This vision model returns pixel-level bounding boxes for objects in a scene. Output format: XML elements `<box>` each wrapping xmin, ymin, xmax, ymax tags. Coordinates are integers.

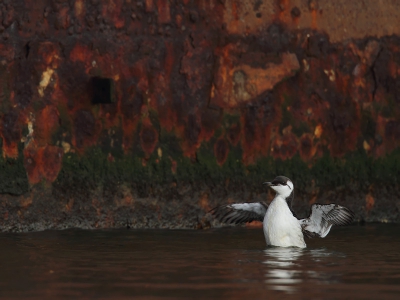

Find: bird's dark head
<box><xmin>263</xmin><ymin>176</ymin><xmax>294</xmax><ymax>198</ymax></box>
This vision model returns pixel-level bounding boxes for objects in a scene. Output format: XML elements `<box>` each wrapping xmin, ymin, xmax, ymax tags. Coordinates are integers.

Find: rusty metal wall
<box><xmin>0</xmin><ymin>0</ymin><xmax>399</xmax><ymax>231</ymax></box>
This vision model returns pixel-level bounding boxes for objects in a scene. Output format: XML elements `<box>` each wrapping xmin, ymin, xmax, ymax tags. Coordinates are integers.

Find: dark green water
<box><xmin>0</xmin><ymin>224</ymin><xmax>399</xmax><ymax>299</ymax></box>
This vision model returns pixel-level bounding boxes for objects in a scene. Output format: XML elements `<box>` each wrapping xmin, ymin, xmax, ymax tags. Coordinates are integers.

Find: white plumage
<box><xmin>264</xmin><ymin>195</ymin><xmax>306</xmax><ymax>248</ymax></box>
<box><xmin>211</xmin><ymin>176</ymin><xmax>354</xmax><ymax>248</ymax></box>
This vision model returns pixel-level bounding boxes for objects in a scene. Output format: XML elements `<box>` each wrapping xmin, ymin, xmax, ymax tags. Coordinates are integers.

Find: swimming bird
<box><xmin>210</xmin><ymin>176</ymin><xmax>354</xmax><ymax>248</ymax></box>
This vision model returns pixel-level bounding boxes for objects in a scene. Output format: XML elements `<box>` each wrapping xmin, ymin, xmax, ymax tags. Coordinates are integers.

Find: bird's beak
<box><xmin>263</xmin><ymin>181</ymin><xmax>273</xmax><ymax>187</ymax></box>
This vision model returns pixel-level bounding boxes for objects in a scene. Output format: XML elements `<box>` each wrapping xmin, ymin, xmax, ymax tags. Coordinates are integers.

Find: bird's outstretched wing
<box><xmin>299</xmin><ymin>203</ymin><xmax>354</xmax><ymax>238</ymax></box>
<box><xmin>210</xmin><ymin>202</ymin><xmax>268</xmax><ymax>225</ymax></box>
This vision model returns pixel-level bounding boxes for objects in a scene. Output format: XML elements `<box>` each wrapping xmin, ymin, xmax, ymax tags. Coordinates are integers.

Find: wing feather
<box><xmin>299</xmin><ymin>203</ymin><xmax>354</xmax><ymax>238</ymax></box>
<box><xmin>210</xmin><ymin>202</ymin><xmax>268</xmax><ymax>225</ymax></box>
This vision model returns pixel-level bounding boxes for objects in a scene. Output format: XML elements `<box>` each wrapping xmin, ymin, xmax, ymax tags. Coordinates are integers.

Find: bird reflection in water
<box><xmin>263</xmin><ymin>247</ymin><xmax>304</xmax><ymax>293</ymax></box>
<box><xmin>263</xmin><ymin>247</ymin><xmax>339</xmax><ymax>294</ymax></box>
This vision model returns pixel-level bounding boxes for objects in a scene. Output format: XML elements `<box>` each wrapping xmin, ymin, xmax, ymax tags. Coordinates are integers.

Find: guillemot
<box><xmin>211</xmin><ymin>176</ymin><xmax>354</xmax><ymax>248</ymax></box>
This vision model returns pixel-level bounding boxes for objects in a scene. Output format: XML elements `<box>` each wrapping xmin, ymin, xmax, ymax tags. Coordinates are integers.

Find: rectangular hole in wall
<box><xmin>90</xmin><ymin>77</ymin><xmax>114</xmax><ymax>104</ymax></box>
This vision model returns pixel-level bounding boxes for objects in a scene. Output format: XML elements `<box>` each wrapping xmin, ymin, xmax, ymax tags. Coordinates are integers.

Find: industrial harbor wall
<box><xmin>0</xmin><ymin>0</ymin><xmax>399</xmax><ymax>231</ymax></box>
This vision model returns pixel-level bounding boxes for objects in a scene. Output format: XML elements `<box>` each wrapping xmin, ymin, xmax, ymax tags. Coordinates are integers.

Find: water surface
<box><xmin>0</xmin><ymin>224</ymin><xmax>399</xmax><ymax>299</ymax></box>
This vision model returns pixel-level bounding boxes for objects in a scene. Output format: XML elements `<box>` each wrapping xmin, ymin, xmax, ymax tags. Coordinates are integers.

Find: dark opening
<box><xmin>24</xmin><ymin>42</ymin><xmax>31</xmax><ymax>59</ymax></box>
<box><xmin>90</xmin><ymin>77</ymin><xmax>114</xmax><ymax>104</ymax></box>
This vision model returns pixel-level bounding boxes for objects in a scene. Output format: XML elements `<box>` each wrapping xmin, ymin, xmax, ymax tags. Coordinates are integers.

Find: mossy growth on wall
<box><xmin>0</xmin><ymin>142</ymin><xmax>29</xmax><ymax>195</ymax></box>
<box><xmin>53</xmin><ymin>137</ymin><xmax>400</xmax><ymax>198</ymax></box>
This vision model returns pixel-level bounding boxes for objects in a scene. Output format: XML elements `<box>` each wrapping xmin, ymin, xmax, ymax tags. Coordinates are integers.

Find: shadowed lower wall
<box><xmin>0</xmin><ymin>0</ymin><xmax>399</xmax><ymax>231</ymax></box>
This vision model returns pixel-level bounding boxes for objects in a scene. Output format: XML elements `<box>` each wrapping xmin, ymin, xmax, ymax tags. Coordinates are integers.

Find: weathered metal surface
<box><xmin>0</xmin><ymin>0</ymin><xmax>399</xmax><ymax>231</ymax></box>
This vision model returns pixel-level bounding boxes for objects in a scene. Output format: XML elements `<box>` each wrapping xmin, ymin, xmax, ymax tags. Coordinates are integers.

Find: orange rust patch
<box><xmin>56</xmin><ymin>6</ymin><xmax>71</xmax><ymax>30</ymax></box>
<box><xmin>1</xmin><ymin>110</ymin><xmax>21</xmax><ymax>159</ymax></box>
<box><xmin>145</xmin><ymin>0</ymin><xmax>155</xmax><ymax>12</ymax></box>
<box><xmin>122</xmin><ymin>118</ymin><xmax>140</xmax><ymax>153</ymax></box>
<box><xmin>1</xmin><ymin>141</ymin><xmax>19</xmax><ymax>159</ymax></box>
<box><xmin>199</xmin><ymin>193</ymin><xmax>210</xmax><ymax>211</ymax></box>
<box><xmin>175</xmin><ymin>14</ymin><xmax>182</xmax><ymax>28</ymax></box>
<box><xmin>23</xmin><ymin>146</ymin><xmax>42</xmax><ymax>185</ymax></box>
<box><xmin>41</xmin><ymin>146</ymin><xmax>64</xmax><ymax>182</ymax></box>
<box><xmin>310</xmin><ymin>6</ymin><xmax>318</xmax><ymax>29</ymax></box>
<box><xmin>69</xmin><ymin>43</ymin><xmax>91</xmax><ymax>64</ymax></box>
<box><xmin>139</xmin><ymin>118</ymin><xmax>159</xmax><ymax>157</ymax></box>
<box><xmin>100</xmin><ymin>0</ymin><xmax>124</xmax><ymax>28</ymax></box>
<box><xmin>365</xmin><ymin>193</ymin><xmax>375</xmax><ymax>212</ymax></box>
<box><xmin>314</xmin><ymin>124</ymin><xmax>323</xmax><ymax>138</ymax></box>
<box><xmin>35</xmin><ymin>105</ymin><xmax>60</xmax><ymax>146</ymax></box>
<box><xmin>74</xmin><ymin>0</ymin><xmax>85</xmax><ymax>19</ymax></box>
<box><xmin>157</xmin><ymin>0</ymin><xmax>171</xmax><ymax>24</ymax></box>
<box><xmin>23</xmin><ymin>145</ymin><xmax>64</xmax><ymax>185</ymax></box>
<box><xmin>37</xmin><ymin>42</ymin><xmax>61</xmax><ymax>68</ymax></box>
<box><xmin>211</xmin><ymin>50</ymin><xmax>300</xmax><ymax>108</ymax></box>
<box><xmin>19</xmin><ymin>196</ymin><xmax>33</xmax><ymax>209</ymax></box>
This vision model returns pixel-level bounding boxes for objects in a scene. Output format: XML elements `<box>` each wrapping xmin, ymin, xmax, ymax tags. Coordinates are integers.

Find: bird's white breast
<box><xmin>263</xmin><ymin>196</ymin><xmax>306</xmax><ymax>248</ymax></box>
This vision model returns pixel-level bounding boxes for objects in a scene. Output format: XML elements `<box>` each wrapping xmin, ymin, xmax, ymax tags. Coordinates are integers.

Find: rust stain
<box><xmin>35</xmin><ymin>105</ymin><xmax>60</xmax><ymax>146</ymax></box>
<box><xmin>145</xmin><ymin>0</ymin><xmax>155</xmax><ymax>12</ymax></box>
<box><xmin>157</xmin><ymin>0</ymin><xmax>171</xmax><ymax>24</ymax></box>
<box><xmin>139</xmin><ymin>118</ymin><xmax>159</xmax><ymax>157</ymax></box>
<box><xmin>366</xmin><ymin>193</ymin><xmax>375</xmax><ymax>212</ymax></box>
<box><xmin>74</xmin><ymin>0</ymin><xmax>85</xmax><ymax>22</ymax></box>
<box><xmin>199</xmin><ymin>192</ymin><xmax>210</xmax><ymax>211</ymax></box>
<box><xmin>0</xmin><ymin>0</ymin><xmax>397</xmax><ymax>195</ymax></box>
<box><xmin>56</xmin><ymin>6</ymin><xmax>71</xmax><ymax>30</ymax></box>
<box><xmin>23</xmin><ymin>146</ymin><xmax>41</xmax><ymax>185</ymax></box>
<box><xmin>310</xmin><ymin>6</ymin><xmax>318</xmax><ymax>30</ymax></box>
<box><xmin>19</xmin><ymin>196</ymin><xmax>33</xmax><ymax>209</ymax></box>
<box><xmin>211</xmin><ymin>50</ymin><xmax>300</xmax><ymax>108</ymax></box>
<box><xmin>41</xmin><ymin>146</ymin><xmax>64</xmax><ymax>183</ymax></box>
<box><xmin>1</xmin><ymin>110</ymin><xmax>21</xmax><ymax>158</ymax></box>
<box><xmin>23</xmin><ymin>145</ymin><xmax>64</xmax><ymax>184</ymax></box>
<box><xmin>222</xmin><ymin>0</ymin><xmax>400</xmax><ymax>43</ymax></box>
